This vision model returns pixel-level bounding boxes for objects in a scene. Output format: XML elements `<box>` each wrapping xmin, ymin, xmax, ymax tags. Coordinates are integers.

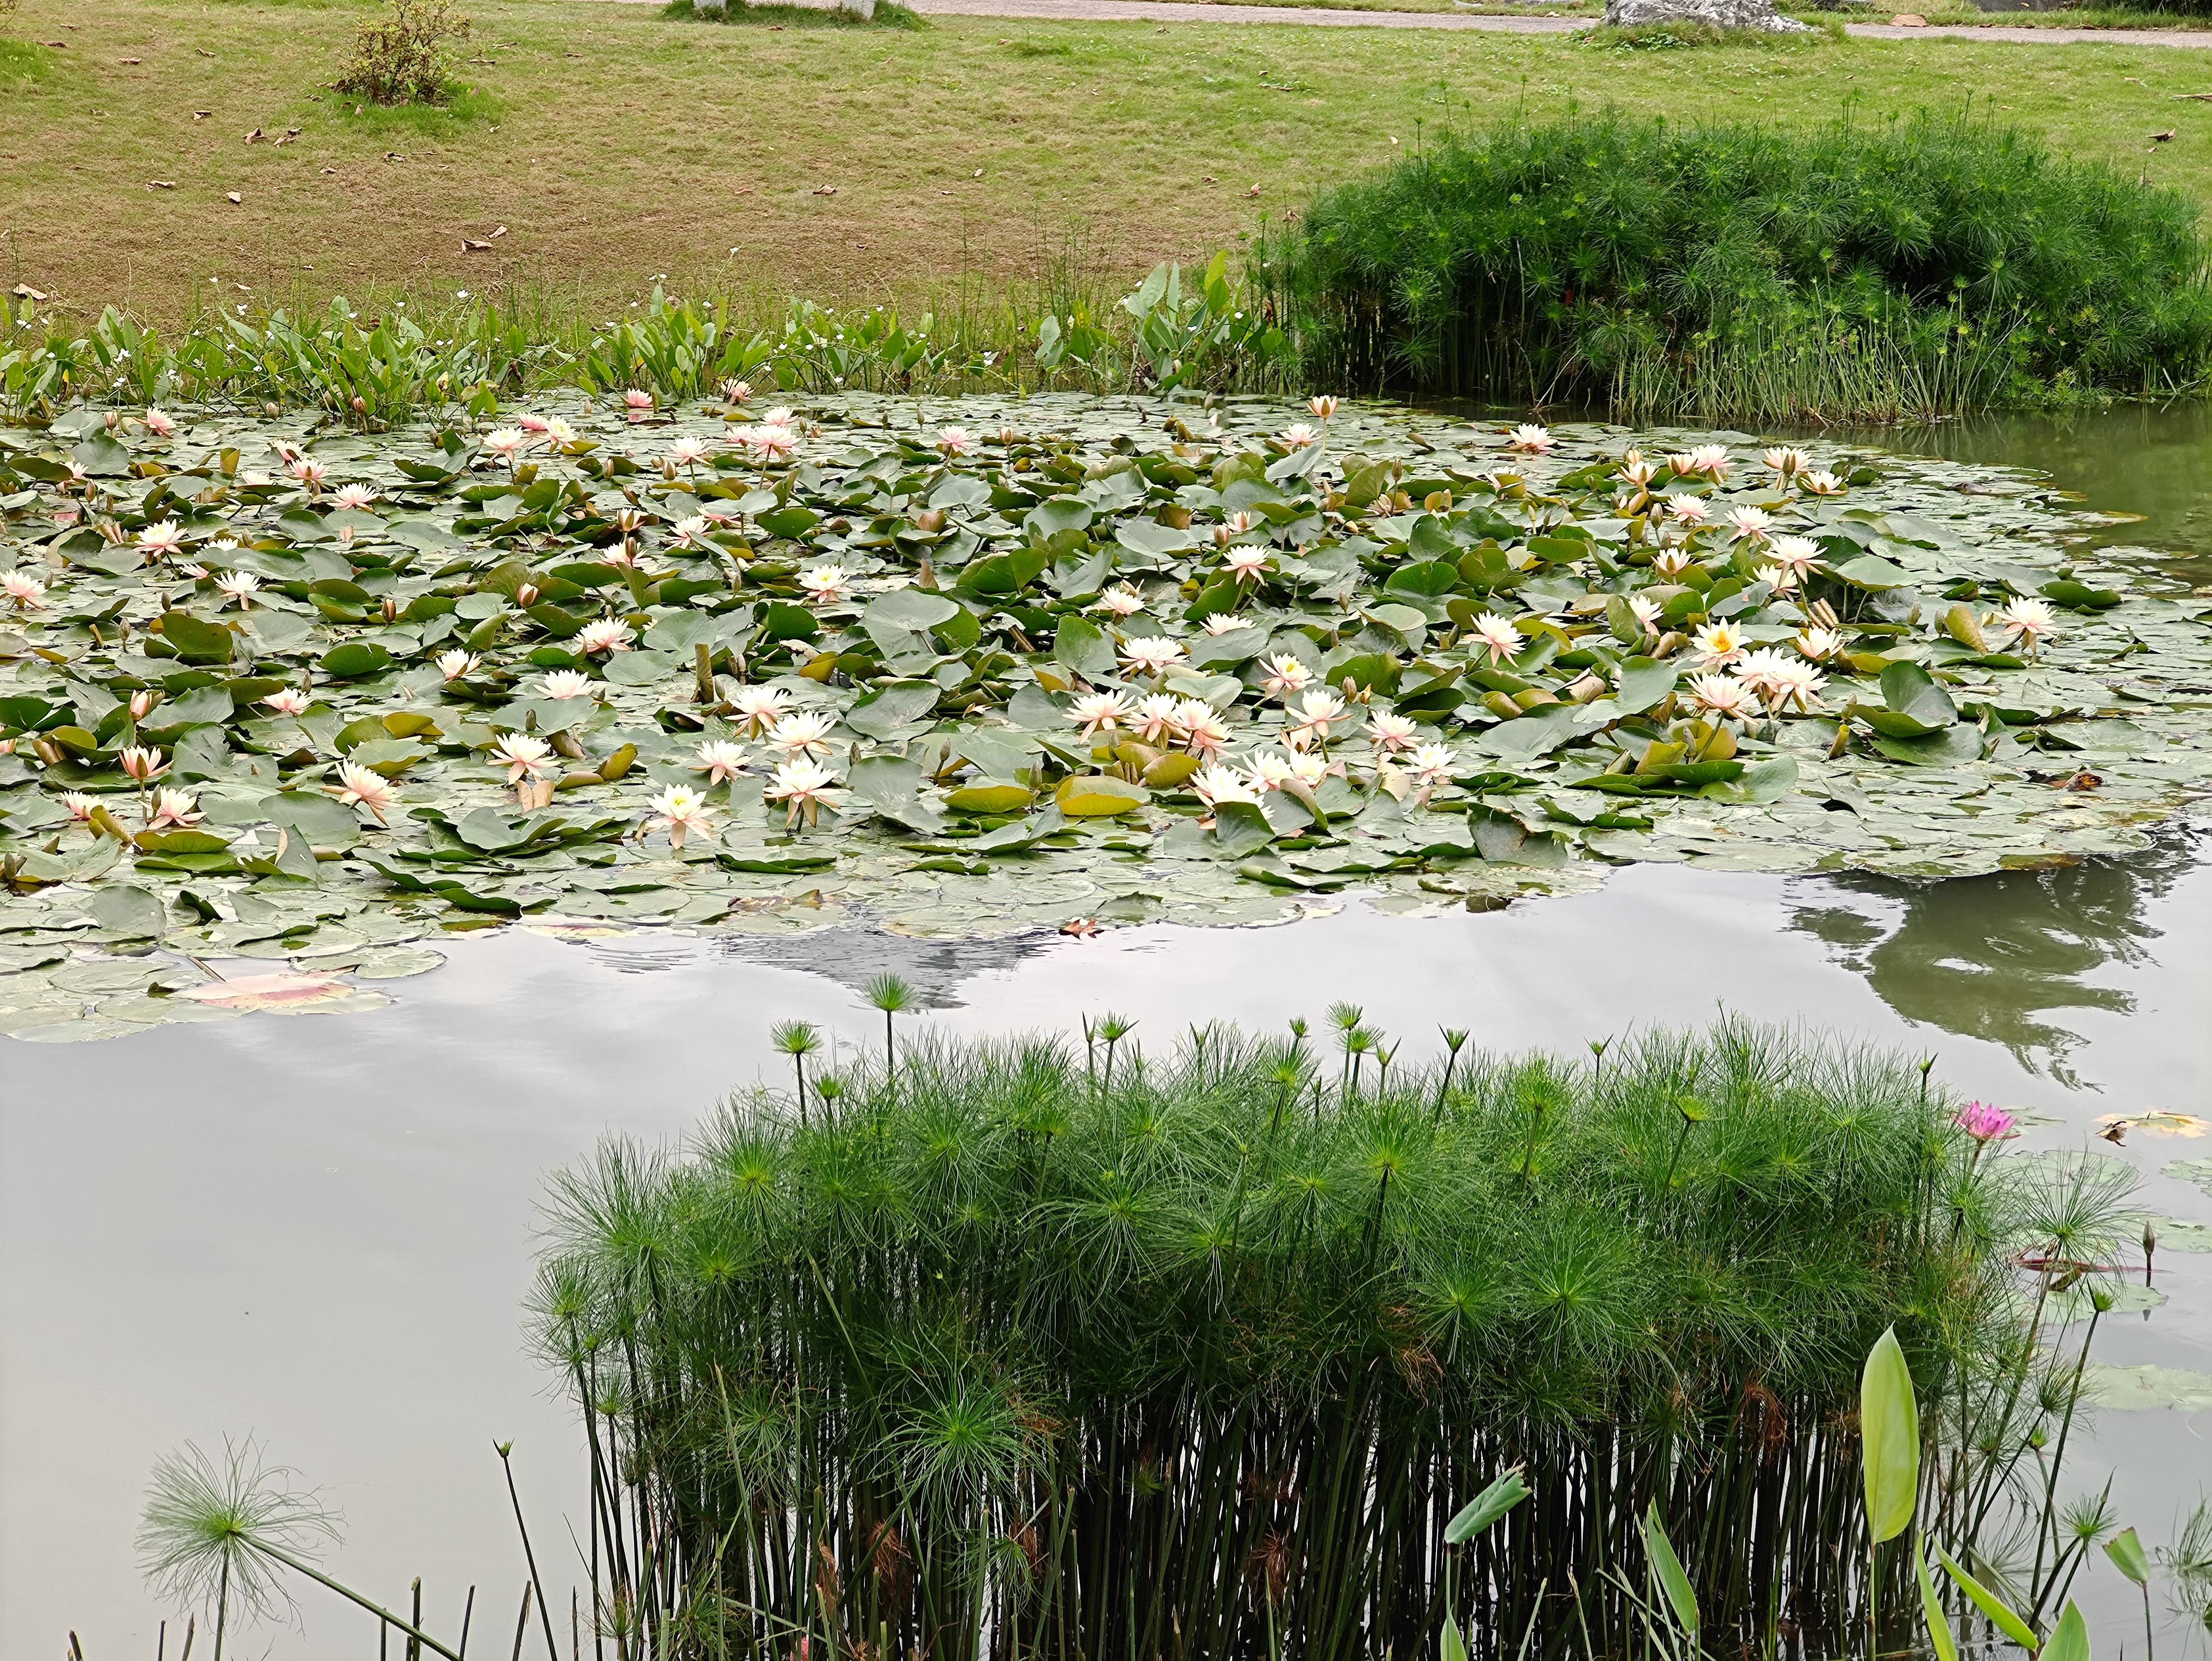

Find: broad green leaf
<box><xmin>1914</xmin><ymin>1537</ymin><xmax>1958</xmax><ymax>1661</ymax></box>
<box><xmin>1211</xmin><ymin>799</ymin><xmax>1274</xmax><ymax>858</ymax></box>
<box><xmin>844</xmin><ymin>682</ymin><xmax>939</xmax><ymax>739</ymax></box>
<box><xmin>1613</xmin><ymin>657</ymin><xmax>1678</xmax><ymax>715</ymax></box>
<box><xmin>1054</xmin><ymin>774</ymin><xmax>1147</xmax><ymax>816</ymax></box>
<box><xmin>1441</xmin><ymin>1613</ymin><xmax>1468</xmax><ymax>1661</ymax></box>
<box><xmin>90</xmin><ymin>885</ymin><xmax>169</xmax><ymax>939</ymax></box>
<box><xmin>161</xmin><ymin>613</ymin><xmax>237</xmax><ymax>664</ymax></box>
<box><xmin>321</xmin><ymin>641</ymin><xmax>394</xmax><ymax>679</ymax></box>
<box><xmin>1444</xmin><ymin>1469</ymin><xmax>1529</xmax><ymax>1544</ymax></box>
<box><xmin>1641</xmin><ymin>1503</ymin><xmax>1698</xmax><ymax>1643</ymax></box>
<box><xmin>1860</xmin><ymin>1326</ymin><xmax>1919</xmax><ymax>1544</ymax></box>
<box><xmin>2104</xmin><ymin>1527</ymin><xmax>2150</xmax><ymax>1588</ymax></box>
<box><xmin>1936</xmin><ymin>1546</ymin><xmax>2038</xmax><ymax>1651</ymax></box>
<box><xmin>2043</xmin><ymin>1602</ymin><xmax>2090</xmax><ymax>1661</ymax></box>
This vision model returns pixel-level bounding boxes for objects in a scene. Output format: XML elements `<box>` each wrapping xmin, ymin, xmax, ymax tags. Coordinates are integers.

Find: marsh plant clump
<box><xmin>0</xmin><ymin>399</ymin><xmax>2207</xmax><ymax>1042</ymax></box>
<box><xmin>1285</xmin><ymin>113</ymin><xmax>2212</xmax><ymax>421</ymax></box>
<box><xmin>332</xmin><ymin>0</ymin><xmax>472</xmax><ymax>108</ymax></box>
<box><xmin>530</xmin><ymin>1017</ymin><xmax>2137</xmax><ymax>1661</ymax></box>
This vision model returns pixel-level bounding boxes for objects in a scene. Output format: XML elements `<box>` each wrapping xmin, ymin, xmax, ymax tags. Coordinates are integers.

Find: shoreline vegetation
<box><xmin>9</xmin><ymin>112</ymin><xmax>2212</xmax><ymax>422</ymax></box>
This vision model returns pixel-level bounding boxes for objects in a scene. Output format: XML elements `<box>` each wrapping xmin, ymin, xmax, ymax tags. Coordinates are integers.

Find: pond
<box><xmin>2</xmin><ymin>403</ymin><xmax>2210</xmax><ymax>1659</ymax></box>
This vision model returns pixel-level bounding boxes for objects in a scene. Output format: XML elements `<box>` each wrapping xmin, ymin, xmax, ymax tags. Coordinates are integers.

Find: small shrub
<box><xmin>332</xmin><ymin>0</ymin><xmax>470</xmax><ymax>107</ymax></box>
<box><xmin>1280</xmin><ymin>111</ymin><xmax>2212</xmax><ymax>420</ymax></box>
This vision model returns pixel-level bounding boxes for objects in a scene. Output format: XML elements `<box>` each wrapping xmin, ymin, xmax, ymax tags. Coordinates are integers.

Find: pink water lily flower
<box><xmin>120</xmin><ymin>745</ymin><xmax>168</xmax><ymax>785</ymax></box>
<box><xmin>1470</xmin><ymin>613</ymin><xmax>1522</xmax><ymax>666</ymax></box>
<box><xmin>261</xmin><ymin>688</ymin><xmax>312</xmax><ymax>716</ymax></box>
<box><xmin>1367</xmin><ymin>711</ymin><xmax>1420</xmax><ymax>754</ymax></box>
<box><xmin>1176</xmin><ymin>700</ymin><xmax>1230</xmax><ymax>759</ymax></box>
<box><xmin>1221</xmin><ymin>545</ymin><xmax>1272</xmax><ymax>583</ymax></box>
<box><xmin>936</xmin><ymin>425</ymin><xmax>973</xmax><ymax>456</ymax></box>
<box><xmin>60</xmin><ymin>791</ymin><xmax>100</xmax><ymax>822</ymax></box>
<box><xmin>143</xmin><ymin>408</ymin><xmax>177</xmax><ymax>437</ymax></box>
<box><xmin>1954</xmin><ymin>1101</ymin><xmax>2017</xmax><ymax>1143</ymax></box>
<box><xmin>729</xmin><ymin>685</ymin><xmax>795</xmax><ymax>737</ymax></box>
<box><xmin>147</xmin><ymin>787</ymin><xmax>203</xmax><ymax>831</ymax></box>
<box><xmin>1130</xmin><ymin>693</ymin><xmax>1184</xmax><ymax>746</ymax></box>
<box><xmin>215</xmin><ymin>570</ymin><xmax>261</xmax><ymax>609</ymax></box>
<box><xmin>540</xmin><ymin>670</ymin><xmax>596</xmax><ymax>701</ymax></box>
<box><xmin>482</xmin><ymin>428</ymin><xmax>528</xmax><ymax>466</ymax></box>
<box><xmin>2</xmin><ymin>570</ymin><xmax>47</xmax><ymax>610</ymax></box>
<box><xmin>492</xmin><ymin>733</ymin><xmax>556</xmax><ymax>783</ymax></box>
<box><xmin>331</xmin><ymin>483</ymin><xmax>377</xmax><ymax>511</ymax></box>
<box><xmin>1092</xmin><ymin>583</ymin><xmax>1146</xmax><ymax>619</ymax></box>
<box><xmin>1308</xmin><ymin>395</ymin><xmax>1339</xmax><ymax>421</ymax></box>
<box><xmin>334</xmin><ymin>760</ymin><xmax>398</xmax><ymax>824</ymax></box>
<box><xmin>575</xmin><ymin>619</ymin><xmax>634</xmax><ymax>655</ymax></box>
<box><xmin>1192</xmin><ymin>763</ymin><xmax>1260</xmax><ymax>811</ymax></box>
<box><xmin>1259</xmin><ymin>653</ymin><xmax>1313</xmax><ymax>701</ymax></box>
<box><xmin>1279</xmin><ymin>422</ymin><xmax>1319</xmax><ymax>450</ymax></box>
<box><xmin>694</xmin><ymin>739</ymin><xmax>750</xmax><ymax>785</ymax></box>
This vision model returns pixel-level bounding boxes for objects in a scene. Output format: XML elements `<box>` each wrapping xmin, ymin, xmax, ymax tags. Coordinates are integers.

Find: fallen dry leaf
<box><xmin>461</xmin><ymin>237</ymin><xmax>493</xmax><ymax>252</ymax></box>
<box><xmin>118</xmin><ymin>56</ymin><xmax>141</xmax><ymax>64</ymax></box>
<box><xmin>812</xmin><ymin>184</ymin><xmax>837</xmax><ymax>196</ymax></box>
<box><xmin>320</xmin><ymin>166</ymin><xmax>337</xmax><ymax>175</ymax></box>
<box><xmin>1890</xmin><ymin>11</ymin><xmax>1926</xmax><ymax>21</ymax></box>
<box><xmin>11</xmin><ymin>284</ymin><xmax>48</xmax><ymax>301</ymax></box>
<box><xmin>1246</xmin><ymin>183</ymin><xmax>1261</xmax><ymax>197</ymax></box>
<box><xmin>197</xmin><ymin>46</ymin><xmax>216</xmax><ymax>55</ymax></box>
<box><xmin>192</xmin><ymin>110</ymin><xmax>210</xmax><ymax>121</ymax></box>
<box><xmin>2152</xmin><ymin>128</ymin><xmax>2178</xmax><ymax>142</ymax></box>
<box><xmin>225</xmin><ymin>191</ymin><xmax>241</xmax><ymax>203</ymax></box>
<box><xmin>148</xmin><ymin>179</ymin><xmax>176</xmax><ymax>189</ymax></box>
<box><xmin>243</xmin><ymin>127</ymin><xmax>263</xmax><ymax>143</ymax></box>
<box><xmin>384</xmin><ymin>151</ymin><xmax>406</xmax><ymax>162</ymax></box>
<box><xmin>1203</xmin><ymin>175</ymin><xmax>1217</xmax><ymax>184</ymax></box>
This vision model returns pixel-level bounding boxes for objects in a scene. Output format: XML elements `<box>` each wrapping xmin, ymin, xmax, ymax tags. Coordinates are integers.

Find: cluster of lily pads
<box><xmin>0</xmin><ymin>392</ymin><xmax>2208</xmax><ymax>1041</ymax></box>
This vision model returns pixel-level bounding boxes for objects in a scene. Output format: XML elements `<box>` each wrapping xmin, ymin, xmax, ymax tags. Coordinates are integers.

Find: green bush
<box><xmin>1280</xmin><ymin>112</ymin><xmax>2212</xmax><ymax>421</ymax></box>
<box><xmin>531</xmin><ymin>1019</ymin><xmax>2077</xmax><ymax>1659</ymax></box>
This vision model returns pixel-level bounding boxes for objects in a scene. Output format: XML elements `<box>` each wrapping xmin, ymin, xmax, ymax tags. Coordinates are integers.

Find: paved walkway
<box><xmin>905</xmin><ymin>0</ymin><xmax>2212</xmax><ymax>43</ymax></box>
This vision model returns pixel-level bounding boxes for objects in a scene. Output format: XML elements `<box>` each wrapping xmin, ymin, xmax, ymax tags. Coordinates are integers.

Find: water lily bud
<box><xmin>914</xmin><ymin>509</ymin><xmax>946</xmax><ymax>535</ymax></box>
<box><xmin>352</xmin><ymin>395</ymin><xmax>366</xmax><ymax>414</ymax></box>
<box><xmin>516</xmin><ymin>584</ymin><xmax>539</xmax><ymax>607</ymax></box>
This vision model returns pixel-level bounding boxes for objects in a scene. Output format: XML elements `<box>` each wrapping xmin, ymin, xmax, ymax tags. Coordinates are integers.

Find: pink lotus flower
<box><xmin>1954</xmin><ymin>1101</ymin><xmax>2017</xmax><ymax>1143</ymax></box>
<box><xmin>334</xmin><ymin>759</ymin><xmax>398</xmax><ymax>823</ymax></box>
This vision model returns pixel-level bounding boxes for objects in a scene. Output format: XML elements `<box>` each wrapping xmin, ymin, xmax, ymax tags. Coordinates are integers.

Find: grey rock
<box><xmin>1603</xmin><ymin>0</ymin><xmax>1816</xmax><ymax>30</ymax></box>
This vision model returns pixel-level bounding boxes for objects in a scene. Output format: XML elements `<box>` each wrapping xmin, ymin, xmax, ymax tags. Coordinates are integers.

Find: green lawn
<box><xmin>7</xmin><ymin>0</ymin><xmax>2212</xmax><ymax>325</ymax></box>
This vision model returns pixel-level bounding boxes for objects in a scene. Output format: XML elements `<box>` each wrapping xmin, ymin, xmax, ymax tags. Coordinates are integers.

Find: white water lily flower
<box><xmin>1405</xmin><ymin>742</ymin><xmax>1455</xmax><ymax>790</ymax></box>
<box><xmin>262</xmin><ymin>687</ymin><xmax>311</xmax><ymax>715</ymax></box>
<box><xmin>1759</xmin><ymin>655</ymin><xmax>1826</xmax><ymax>712</ymax></box>
<box><xmin>764</xmin><ymin>756</ymin><xmax>846</xmax><ymax>828</ymax></box>
<box><xmin>1796</xmin><ymin>625</ymin><xmax>1848</xmax><ymax>662</ymax></box>
<box><xmin>1692</xmin><ymin>620</ymin><xmax>1747</xmax><ymax>667</ymax></box>
<box><xmin>540</xmin><ymin>670</ymin><xmax>596</xmax><ymax>700</ymax></box>
<box><xmin>1758</xmin><ymin>563</ymin><xmax>1802</xmax><ymax>596</ymax></box>
<box><xmin>1288</xmin><ymin>688</ymin><xmax>1347</xmax><ymax>743</ymax></box>
<box><xmin>214</xmin><ymin>570</ymin><xmax>261</xmax><ymax>608</ymax></box>
<box><xmin>1469</xmin><ymin>612</ymin><xmax>1522</xmax><ymax>666</ymax></box>
<box><xmin>1763</xmin><ymin>446</ymin><xmax>1810</xmax><ymax>478</ymax></box>
<box><xmin>136</xmin><ymin>520</ymin><xmax>187</xmax><ymax>556</ymax></box>
<box><xmin>1766</xmin><ymin>534</ymin><xmax>1822</xmax><ymax>580</ymax></box>
<box><xmin>1244</xmin><ymin>749</ymin><xmax>1298</xmax><ymax>792</ymax></box>
<box><xmin>1688</xmin><ymin>672</ymin><xmax>1762</xmax><ymax>721</ymax></box>
<box><xmin>1724</xmin><ymin>505</ymin><xmax>1773</xmax><ymax>541</ymax></box>
<box><xmin>647</xmin><ymin>784</ymin><xmax>718</xmax><ymax>850</ymax></box>
<box><xmin>436</xmin><ymin>650</ymin><xmax>480</xmax><ymax>683</ymax></box>
<box><xmin>331</xmin><ymin>483</ymin><xmax>376</xmax><ymax>511</ymax></box>
<box><xmin>1192</xmin><ymin>763</ymin><xmax>1260</xmax><ymax>810</ymax></box>
<box><xmin>1650</xmin><ymin>548</ymin><xmax>1695</xmax><ymax>579</ymax></box>
<box><xmin>1068</xmin><ymin>690</ymin><xmax>1134</xmax><ymax>740</ymax></box>
<box><xmin>1176</xmin><ymin>700</ymin><xmax>1230</xmax><ymax>759</ymax></box>
<box><xmin>1201</xmin><ymin>612</ymin><xmax>1254</xmax><ymax>636</ymax></box>
<box><xmin>798</xmin><ymin>565</ymin><xmax>855</xmax><ymax>605</ymax></box>
<box><xmin>1259</xmin><ymin>654</ymin><xmax>1312</xmax><ymax>701</ymax></box>
<box><xmin>729</xmin><ymin>685</ymin><xmax>795</xmax><ymax>737</ymax></box>
<box><xmin>483</xmin><ymin>428</ymin><xmax>528</xmax><ymax>464</ymax></box>
<box><xmin>670</xmin><ymin>514</ymin><xmax>716</xmax><ymax>552</ymax></box>
<box><xmin>492</xmin><ymin>733</ymin><xmax>556</xmax><ymax>783</ymax></box>
<box><xmin>1093</xmin><ymin>582</ymin><xmax>1146</xmax><ymax>619</ymax></box>
<box><xmin>764</xmin><ymin>709</ymin><xmax>836</xmax><ymax>760</ymax></box>
<box><xmin>667</xmin><ymin>436</ymin><xmax>714</xmax><ymax>469</ymax></box>
<box><xmin>1997</xmin><ymin>597</ymin><xmax>2057</xmax><ymax>652</ymax></box>
<box><xmin>1627</xmin><ymin>594</ymin><xmax>1663</xmax><ymax>633</ymax></box>
<box><xmin>1131</xmin><ymin>693</ymin><xmax>1185</xmax><ymax>746</ymax></box>
<box><xmin>693</xmin><ymin>739</ymin><xmax>750</xmax><ymax>785</ymax></box>
<box><xmin>334</xmin><ymin>760</ymin><xmax>398</xmax><ymax>823</ymax></box>
<box><xmin>1506</xmin><ymin>423</ymin><xmax>1555</xmax><ymax>454</ymax></box>
<box><xmin>1220</xmin><ymin>545</ymin><xmax>1272</xmax><ymax>583</ymax></box>
<box><xmin>1619</xmin><ymin>451</ymin><xmax>1658</xmax><ymax>488</ymax></box>
<box><xmin>1117</xmin><ymin>636</ymin><xmax>1186</xmax><ymax>678</ymax></box>
<box><xmin>1663</xmin><ymin>495</ymin><xmax>1711</xmax><ymax>526</ymax></box>
<box><xmin>576</xmin><ymin>619</ymin><xmax>635</xmax><ymax>655</ymax></box>
<box><xmin>1367</xmin><ymin>711</ymin><xmax>1420</xmax><ymax>754</ymax></box>
<box><xmin>1800</xmin><ymin>470</ymin><xmax>1846</xmax><ymax>496</ymax></box>
<box><xmin>1215</xmin><ymin>510</ymin><xmax>1258</xmax><ymax>545</ymax></box>
<box><xmin>1280</xmin><ymin>422</ymin><xmax>1319</xmax><ymax>450</ymax></box>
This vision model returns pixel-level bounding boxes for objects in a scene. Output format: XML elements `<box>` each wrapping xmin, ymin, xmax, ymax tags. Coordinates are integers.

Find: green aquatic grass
<box><xmin>530</xmin><ymin>1017</ymin><xmax>2099</xmax><ymax>1660</ymax></box>
<box><xmin>1279</xmin><ymin>111</ymin><xmax>2212</xmax><ymax>421</ymax></box>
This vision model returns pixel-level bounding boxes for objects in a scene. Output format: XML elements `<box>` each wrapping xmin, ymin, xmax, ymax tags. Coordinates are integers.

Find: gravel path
<box><xmin>905</xmin><ymin>0</ymin><xmax>2212</xmax><ymax>43</ymax></box>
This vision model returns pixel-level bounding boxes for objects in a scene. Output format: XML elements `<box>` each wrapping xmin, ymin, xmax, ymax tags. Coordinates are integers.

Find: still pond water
<box><xmin>3</xmin><ymin>408</ymin><xmax>2210</xmax><ymax>1660</ymax></box>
